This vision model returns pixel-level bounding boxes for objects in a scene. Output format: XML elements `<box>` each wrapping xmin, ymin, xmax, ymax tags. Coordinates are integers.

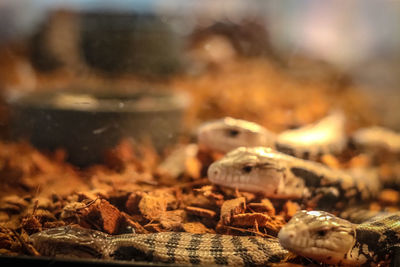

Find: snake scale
<box><xmin>29</xmin><ymin>114</ymin><xmax>400</xmax><ymax>266</ymax></box>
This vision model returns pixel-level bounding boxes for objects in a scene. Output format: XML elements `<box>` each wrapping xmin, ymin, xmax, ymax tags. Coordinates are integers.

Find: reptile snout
<box><xmin>277</xmin><ymin>228</ymin><xmax>296</xmax><ymax>248</ymax></box>
<box><xmin>207</xmin><ymin>163</ymin><xmax>221</xmax><ymax>181</ymax></box>
<box><xmin>278</xmin><ymin>215</ymin><xmax>310</xmax><ymax>252</ymax></box>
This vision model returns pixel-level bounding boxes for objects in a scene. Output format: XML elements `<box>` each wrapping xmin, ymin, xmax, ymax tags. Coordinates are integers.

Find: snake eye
<box><xmin>242</xmin><ymin>165</ymin><xmax>253</xmax><ymax>173</ymax></box>
<box><xmin>227</xmin><ymin>129</ymin><xmax>240</xmax><ymax>137</ymax></box>
<box><xmin>316</xmin><ymin>229</ymin><xmax>328</xmax><ymax>237</ymax></box>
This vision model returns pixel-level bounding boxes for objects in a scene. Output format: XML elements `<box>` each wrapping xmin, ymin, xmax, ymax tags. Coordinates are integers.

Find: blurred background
<box><xmin>0</xmin><ymin>0</ymin><xmax>399</xmax><ymax>164</ymax></box>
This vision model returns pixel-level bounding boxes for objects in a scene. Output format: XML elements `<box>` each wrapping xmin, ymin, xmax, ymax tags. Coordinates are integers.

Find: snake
<box><xmin>197</xmin><ymin>111</ymin><xmax>347</xmax><ymax>159</ymax></box>
<box><xmin>29</xmin><ymin>226</ymin><xmax>288</xmax><ymax>266</ymax></box>
<box><xmin>29</xmin><ymin>210</ymin><xmax>400</xmax><ymax>267</ymax></box>
<box><xmin>197</xmin><ymin>113</ymin><xmax>400</xmax><ymax>159</ymax></box>
<box><xmin>208</xmin><ymin>146</ymin><xmax>381</xmax><ymax>211</ymax></box>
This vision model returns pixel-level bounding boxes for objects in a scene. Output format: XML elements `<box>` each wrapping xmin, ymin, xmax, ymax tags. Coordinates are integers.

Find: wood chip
<box><xmin>76</xmin><ymin>191</ymin><xmax>101</xmax><ymax>202</ymax></box>
<box><xmin>182</xmin><ymin>222</ymin><xmax>214</xmax><ymax>234</ymax></box>
<box><xmin>282</xmin><ymin>201</ymin><xmax>301</xmax><ymax>220</ymax></box>
<box><xmin>0</xmin><ymin>212</ymin><xmax>9</xmax><ymax>222</ymax></box>
<box><xmin>0</xmin><ymin>232</ymin><xmax>14</xmax><ymax>250</ymax></box>
<box><xmin>119</xmin><ymin>212</ymin><xmax>147</xmax><ymax>234</ymax></box>
<box><xmin>231</xmin><ymin>213</ymin><xmax>284</xmax><ymax>232</ymax></box>
<box><xmin>194</xmin><ymin>185</ymin><xmax>224</xmax><ymax>201</ymax></box>
<box><xmin>159</xmin><ymin>210</ymin><xmax>186</xmax><ymax>230</ymax></box>
<box><xmin>84</xmin><ymin>199</ymin><xmax>122</xmax><ymax>234</ymax></box>
<box><xmin>236</xmin><ymin>191</ymin><xmax>257</xmax><ymax>202</ymax></box>
<box><xmin>185</xmin><ymin>206</ymin><xmax>216</xmax><ymax>219</ymax></box>
<box><xmin>231</xmin><ymin>213</ymin><xmax>272</xmax><ymax>227</ymax></box>
<box><xmin>21</xmin><ymin>216</ymin><xmax>42</xmax><ymax>234</ymax></box>
<box><xmin>379</xmin><ymin>189</ymin><xmax>400</xmax><ymax>205</ymax></box>
<box><xmin>60</xmin><ymin>202</ymin><xmax>88</xmax><ymax>221</ymax></box>
<box><xmin>43</xmin><ymin>221</ymin><xmax>66</xmax><ymax>229</ymax></box>
<box><xmin>369</xmin><ymin>202</ymin><xmax>382</xmax><ymax>211</ymax></box>
<box><xmin>248</xmin><ymin>199</ymin><xmax>275</xmax><ymax>216</ymax></box>
<box><xmin>143</xmin><ymin>223</ymin><xmax>163</xmax><ymax>232</ymax></box>
<box><xmin>220</xmin><ymin>197</ymin><xmax>246</xmax><ymax>225</ymax></box>
<box><xmin>30</xmin><ymin>209</ymin><xmax>57</xmax><ymax>223</ymax></box>
<box><xmin>125</xmin><ymin>192</ymin><xmax>143</xmax><ymax>215</ymax></box>
<box><xmin>0</xmin><ymin>195</ymin><xmax>29</xmax><ymax>213</ymax></box>
<box><xmin>138</xmin><ymin>194</ymin><xmax>167</xmax><ymax>221</ymax></box>
<box><xmin>182</xmin><ymin>192</ymin><xmax>214</xmax><ymax>208</ymax></box>
<box><xmin>31</xmin><ymin>197</ymin><xmax>54</xmax><ymax>210</ymax></box>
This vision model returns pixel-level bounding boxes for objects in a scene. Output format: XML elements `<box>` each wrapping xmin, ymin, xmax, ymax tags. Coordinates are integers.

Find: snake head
<box><xmin>197</xmin><ymin>117</ymin><xmax>275</xmax><ymax>153</ymax></box>
<box><xmin>29</xmin><ymin>226</ymin><xmax>111</xmax><ymax>259</ymax></box>
<box><xmin>208</xmin><ymin>147</ymin><xmax>307</xmax><ymax>198</ymax></box>
<box><xmin>278</xmin><ymin>210</ymin><xmax>355</xmax><ymax>265</ymax></box>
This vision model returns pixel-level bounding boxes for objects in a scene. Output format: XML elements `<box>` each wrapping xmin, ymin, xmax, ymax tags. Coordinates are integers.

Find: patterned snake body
<box><xmin>30</xmin><ymin>226</ymin><xmax>288</xmax><ymax>266</ymax></box>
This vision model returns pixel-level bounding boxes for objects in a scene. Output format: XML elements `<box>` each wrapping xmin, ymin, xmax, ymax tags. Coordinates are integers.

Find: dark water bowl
<box><xmin>8</xmin><ymin>89</ymin><xmax>189</xmax><ymax>167</ymax></box>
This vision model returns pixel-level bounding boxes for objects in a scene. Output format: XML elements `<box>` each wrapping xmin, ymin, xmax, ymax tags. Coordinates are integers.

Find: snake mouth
<box><xmin>208</xmin><ymin>175</ymin><xmax>285</xmax><ymax>197</ymax></box>
<box><xmin>292</xmin><ymin>247</ymin><xmax>342</xmax><ymax>264</ymax></box>
<box><xmin>279</xmin><ymin>231</ymin><xmax>341</xmax><ymax>264</ymax></box>
<box><xmin>208</xmin><ymin>174</ymin><xmax>267</xmax><ymax>193</ymax></box>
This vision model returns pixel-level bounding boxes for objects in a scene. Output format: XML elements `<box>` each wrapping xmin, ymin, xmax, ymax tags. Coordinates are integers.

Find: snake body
<box><xmin>197</xmin><ymin>111</ymin><xmax>347</xmax><ymax>159</ymax></box>
<box><xmin>30</xmin><ymin>226</ymin><xmax>288</xmax><ymax>266</ymax></box>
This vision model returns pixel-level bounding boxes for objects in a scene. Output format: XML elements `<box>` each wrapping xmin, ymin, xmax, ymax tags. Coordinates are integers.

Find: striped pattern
<box><xmin>186</xmin><ymin>234</ymin><xmax>202</xmax><ymax>264</ymax></box>
<box><xmin>31</xmin><ymin>227</ymin><xmax>288</xmax><ymax>266</ymax></box>
<box><xmin>112</xmin><ymin>232</ymin><xmax>288</xmax><ymax>265</ymax></box>
<box><xmin>211</xmin><ymin>234</ymin><xmax>229</xmax><ymax>265</ymax></box>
